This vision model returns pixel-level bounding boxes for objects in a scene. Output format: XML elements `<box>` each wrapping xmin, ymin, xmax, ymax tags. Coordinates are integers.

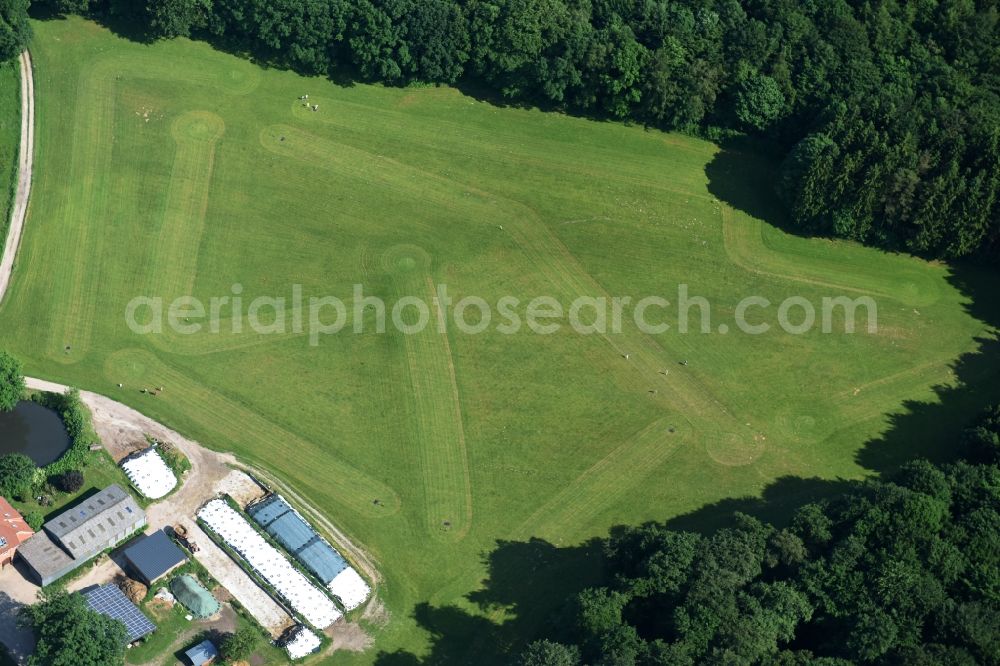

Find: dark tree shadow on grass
<box><xmin>372</xmin><ymin>139</ymin><xmax>1000</xmax><ymax>661</ymax></box>
<box><xmin>663</xmin><ymin>475</ymin><xmax>859</xmax><ymax>534</ymax></box>
<box><xmin>855</xmin><ymin>263</ymin><xmax>1000</xmax><ymax>473</ymax></box>
<box><xmin>704</xmin><ymin>137</ymin><xmax>791</xmax><ymax>229</ymax></box>
<box><xmin>27</xmin><ymin>3</ymin><xmax>155</xmax><ymax>43</ymax></box>
<box><xmin>373</xmin><ymin>538</ymin><xmax>603</xmax><ymax>665</ymax></box>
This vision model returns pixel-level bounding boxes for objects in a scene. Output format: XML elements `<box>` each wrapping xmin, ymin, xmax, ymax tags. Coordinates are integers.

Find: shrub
<box><xmin>56</xmin><ymin>470</ymin><xmax>84</xmax><ymax>493</ymax></box>
<box><xmin>0</xmin><ymin>349</ymin><xmax>25</xmax><ymax>412</ymax></box>
<box><xmin>24</xmin><ymin>511</ymin><xmax>43</xmax><ymax>531</ymax></box>
<box><xmin>220</xmin><ymin>626</ymin><xmax>261</xmax><ymax>662</ymax></box>
<box><xmin>0</xmin><ymin>453</ymin><xmax>36</xmax><ymax>499</ymax></box>
<box><xmin>157</xmin><ymin>440</ymin><xmax>191</xmax><ymax>476</ymax></box>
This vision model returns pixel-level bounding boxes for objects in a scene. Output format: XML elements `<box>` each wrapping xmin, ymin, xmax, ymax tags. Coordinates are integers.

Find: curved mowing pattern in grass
<box><xmin>721</xmin><ymin>204</ymin><xmax>942</xmax><ymax>307</ymax></box>
<box><xmin>383</xmin><ymin>244</ymin><xmax>473</xmax><ymax>541</ymax></box>
<box><xmin>145</xmin><ymin>309</ymin><xmax>311</xmax><ymax>355</ymax></box>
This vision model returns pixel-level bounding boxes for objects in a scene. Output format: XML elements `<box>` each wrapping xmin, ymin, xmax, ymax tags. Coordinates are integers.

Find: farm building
<box><xmin>247</xmin><ymin>494</ymin><xmax>371</xmax><ymax>610</ymax></box>
<box><xmin>170</xmin><ymin>574</ymin><xmax>220</xmax><ymax>618</ymax></box>
<box><xmin>0</xmin><ymin>497</ymin><xmax>34</xmax><ymax>570</ymax></box>
<box><xmin>81</xmin><ymin>583</ymin><xmax>156</xmax><ymax>644</ymax></box>
<box><xmin>123</xmin><ymin>529</ymin><xmax>187</xmax><ymax>585</ymax></box>
<box><xmin>183</xmin><ymin>639</ymin><xmax>219</xmax><ymax>666</ymax></box>
<box><xmin>121</xmin><ymin>447</ymin><xmax>177</xmax><ymax>499</ymax></box>
<box><xmin>17</xmin><ymin>484</ymin><xmax>146</xmax><ymax>586</ymax></box>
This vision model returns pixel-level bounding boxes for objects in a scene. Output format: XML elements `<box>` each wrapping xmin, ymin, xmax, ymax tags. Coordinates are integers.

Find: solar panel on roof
<box><xmin>82</xmin><ymin>585</ymin><xmax>156</xmax><ymax>643</ymax></box>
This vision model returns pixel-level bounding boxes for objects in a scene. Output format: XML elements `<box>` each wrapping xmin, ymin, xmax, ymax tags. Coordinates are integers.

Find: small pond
<box><xmin>0</xmin><ymin>400</ymin><xmax>71</xmax><ymax>466</ymax></box>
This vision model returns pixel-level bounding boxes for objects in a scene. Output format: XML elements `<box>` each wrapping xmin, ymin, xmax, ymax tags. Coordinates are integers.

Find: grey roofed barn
<box><xmin>14</xmin><ymin>531</ymin><xmax>77</xmax><ymax>585</ymax></box>
<box><xmin>123</xmin><ymin>529</ymin><xmax>187</xmax><ymax>585</ymax></box>
<box><xmin>45</xmin><ymin>484</ymin><xmax>143</xmax><ymax>559</ymax></box>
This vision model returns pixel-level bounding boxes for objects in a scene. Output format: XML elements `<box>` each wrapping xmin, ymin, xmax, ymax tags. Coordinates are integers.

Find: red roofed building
<box><xmin>0</xmin><ymin>496</ymin><xmax>34</xmax><ymax>569</ymax></box>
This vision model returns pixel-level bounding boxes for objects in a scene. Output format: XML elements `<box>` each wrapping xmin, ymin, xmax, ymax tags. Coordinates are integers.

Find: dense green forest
<box><xmin>0</xmin><ymin>0</ymin><xmax>31</xmax><ymax>60</ymax></box>
<box><xmin>10</xmin><ymin>0</ymin><xmax>999</xmax><ymax>261</ymax></box>
<box><xmin>514</xmin><ymin>406</ymin><xmax>1000</xmax><ymax>665</ymax></box>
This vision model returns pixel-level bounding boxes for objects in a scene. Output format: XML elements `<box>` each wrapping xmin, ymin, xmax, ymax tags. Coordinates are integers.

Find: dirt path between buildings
<box><xmin>24</xmin><ymin>378</ymin><xmax>381</xmax><ymax>583</ymax></box>
<box><xmin>24</xmin><ymin>378</ymin><xmax>296</xmax><ymax>637</ymax></box>
<box><xmin>0</xmin><ymin>50</ymin><xmax>34</xmax><ymax>303</ymax></box>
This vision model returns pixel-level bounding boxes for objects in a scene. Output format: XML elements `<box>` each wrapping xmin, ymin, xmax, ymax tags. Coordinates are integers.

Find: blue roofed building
<box><xmin>247</xmin><ymin>494</ymin><xmax>349</xmax><ymax>584</ymax></box>
<box><xmin>184</xmin><ymin>638</ymin><xmax>219</xmax><ymax>666</ymax></box>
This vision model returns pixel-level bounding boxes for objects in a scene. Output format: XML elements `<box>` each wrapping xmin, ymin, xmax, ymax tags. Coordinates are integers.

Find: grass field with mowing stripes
<box><xmin>2</xmin><ymin>17</ymin><xmax>999</xmax><ymax>663</ymax></box>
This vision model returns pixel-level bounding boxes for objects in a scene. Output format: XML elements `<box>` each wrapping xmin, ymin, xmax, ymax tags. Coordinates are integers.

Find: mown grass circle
<box><xmin>381</xmin><ymin>244</ymin><xmax>432</xmax><ymax>275</ymax></box>
<box><xmin>171</xmin><ymin>110</ymin><xmax>225</xmax><ymax>143</ymax></box>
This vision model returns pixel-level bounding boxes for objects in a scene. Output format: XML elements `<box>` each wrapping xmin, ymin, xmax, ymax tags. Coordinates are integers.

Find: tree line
<box><xmin>517</xmin><ymin>406</ymin><xmax>1000</xmax><ymax>665</ymax></box>
<box><xmin>11</xmin><ymin>0</ymin><xmax>997</xmax><ymax>261</ymax></box>
<box><xmin>0</xmin><ymin>0</ymin><xmax>30</xmax><ymax>61</ymax></box>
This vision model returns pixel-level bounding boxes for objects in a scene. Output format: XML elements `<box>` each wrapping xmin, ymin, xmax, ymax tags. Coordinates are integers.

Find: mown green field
<box><xmin>3</xmin><ymin>17</ymin><xmax>999</xmax><ymax>663</ymax></box>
